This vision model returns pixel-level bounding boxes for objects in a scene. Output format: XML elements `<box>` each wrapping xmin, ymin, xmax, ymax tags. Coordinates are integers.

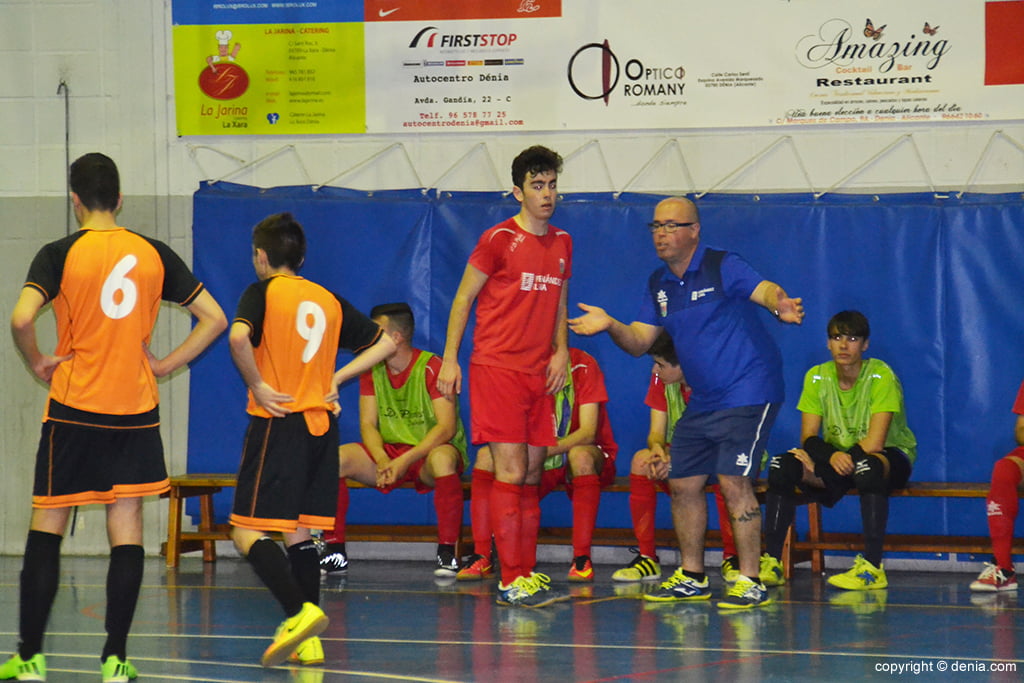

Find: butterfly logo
<box><xmin>923</xmin><ymin>22</ymin><xmax>939</xmax><ymax>36</ymax></box>
<box><xmin>864</xmin><ymin>18</ymin><xmax>886</xmax><ymax>40</ymax></box>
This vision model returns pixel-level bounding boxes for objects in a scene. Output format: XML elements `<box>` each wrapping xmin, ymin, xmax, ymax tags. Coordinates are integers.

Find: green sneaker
<box><xmin>827</xmin><ymin>554</ymin><xmax>888</xmax><ymax>590</ymax></box>
<box><xmin>101</xmin><ymin>656</ymin><xmax>138</xmax><ymax>682</ymax></box>
<box><xmin>0</xmin><ymin>654</ymin><xmax>46</xmax><ymax>682</ymax></box>
<box><xmin>758</xmin><ymin>553</ymin><xmax>786</xmax><ymax>586</ymax></box>
<box><xmin>720</xmin><ymin>555</ymin><xmax>741</xmax><ymax>583</ymax></box>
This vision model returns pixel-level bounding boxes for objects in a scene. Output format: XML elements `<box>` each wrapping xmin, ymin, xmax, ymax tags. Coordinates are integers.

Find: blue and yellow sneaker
<box><xmin>643</xmin><ymin>568</ymin><xmax>711</xmax><ymax>602</ymax></box>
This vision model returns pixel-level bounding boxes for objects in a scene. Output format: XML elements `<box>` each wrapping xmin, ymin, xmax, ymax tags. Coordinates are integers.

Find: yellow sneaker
<box><xmin>827</xmin><ymin>554</ymin><xmax>888</xmax><ymax>590</ymax></box>
<box><xmin>720</xmin><ymin>555</ymin><xmax>741</xmax><ymax>584</ymax></box>
<box><xmin>0</xmin><ymin>654</ymin><xmax>46</xmax><ymax>681</ymax></box>
<box><xmin>261</xmin><ymin>602</ymin><xmax>329</xmax><ymax>667</ymax></box>
<box><xmin>100</xmin><ymin>655</ymin><xmax>138</xmax><ymax>682</ymax></box>
<box><xmin>758</xmin><ymin>553</ymin><xmax>786</xmax><ymax>586</ymax></box>
<box><xmin>288</xmin><ymin>636</ymin><xmax>324</xmax><ymax>665</ymax></box>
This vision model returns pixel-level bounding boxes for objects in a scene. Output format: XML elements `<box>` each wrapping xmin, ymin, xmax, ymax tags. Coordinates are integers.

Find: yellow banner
<box><xmin>173</xmin><ymin>23</ymin><xmax>365</xmax><ymax>135</ymax></box>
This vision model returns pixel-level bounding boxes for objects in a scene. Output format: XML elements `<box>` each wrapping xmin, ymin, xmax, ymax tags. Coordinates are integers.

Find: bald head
<box><xmin>655</xmin><ymin>196</ymin><xmax>699</xmax><ymax>223</ymax></box>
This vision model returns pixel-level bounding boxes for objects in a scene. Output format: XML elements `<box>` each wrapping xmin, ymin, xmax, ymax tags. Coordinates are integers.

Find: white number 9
<box><xmin>296</xmin><ymin>301</ymin><xmax>326</xmax><ymax>363</ymax></box>
<box><xmin>100</xmin><ymin>255</ymin><xmax>139</xmax><ymax>320</ymax></box>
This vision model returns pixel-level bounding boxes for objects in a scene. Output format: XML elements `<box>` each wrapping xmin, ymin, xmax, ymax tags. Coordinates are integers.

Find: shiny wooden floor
<box><xmin>0</xmin><ymin>554</ymin><xmax>1020</xmax><ymax>681</ymax></box>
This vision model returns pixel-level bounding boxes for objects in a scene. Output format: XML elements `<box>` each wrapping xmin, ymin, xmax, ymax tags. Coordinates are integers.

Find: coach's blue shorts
<box><xmin>668</xmin><ymin>403</ymin><xmax>779</xmax><ymax>479</ymax></box>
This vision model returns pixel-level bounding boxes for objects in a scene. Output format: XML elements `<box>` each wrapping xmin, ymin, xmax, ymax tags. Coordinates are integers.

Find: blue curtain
<box><xmin>189</xmin><ymin>183</ymin><xmax>1024</xmax><ymax>541</ymax></box>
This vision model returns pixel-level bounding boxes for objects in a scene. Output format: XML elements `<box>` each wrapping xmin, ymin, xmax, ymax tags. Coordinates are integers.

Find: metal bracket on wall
<box><xmin>562</xmin><ymin>139</ymin><xmax>615</xmax><ymax>195</ymax></box>
<box><xmin>617</xmin><ymin>138</ymin><xmax>697</xmax><ymax>199</ymax></box>
<box><xmin>191</xmin><ymin>145</ymin><xmax>312</xmax><ymax>186</ymax></box>
<box><xmin>313</xmin><ymin>142</ymin><xmax>423</xmax><ymax>192</ymax></box>
<box><xmin>698</xmin><ymin>135</ymin><xmax>815</xmax><ymax>199</ymax></box>
<box><xmin>815</xmin><ymin>133</ymin><xmax>941</xmax><ymax>199</ymax></box>
<box><xmin>428</xmin><ymin>142</ymin><xmax>503</xmax><ymax>197</ymax></box>
<box><xmin>957</xmin><ymin>130</ymin><xmax>1024</xmax><ymax>199</ymax></box>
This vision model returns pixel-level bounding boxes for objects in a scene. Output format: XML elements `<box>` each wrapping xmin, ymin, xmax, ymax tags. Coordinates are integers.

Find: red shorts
<box><xmin>538</xmin><ymin>447</ymin><xmax>617</xmax><ymax>499</ymax></box>
<box><xmin>356</xmin><ymin>442</ymin><xmax>465</xmax><ymax>493</ymax></box>
<box><xmin>469</xmin><ymin>363</ymin><xmax>556</xmax><ymax>447</ymax></box>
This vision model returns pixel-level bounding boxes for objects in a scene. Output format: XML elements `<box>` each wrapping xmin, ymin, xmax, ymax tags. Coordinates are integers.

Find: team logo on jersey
<box><xmin>657</xmin><ymin>289</ymin><xmax>668</xmax><ymax>317</ymax></box>
<box><xmin>987</xmin><ymin>500</ymin><xmax>1004</xmax><ymax>517</ymax></box>
<box><xmin>735</xmin><ymin>452</ymin><xmax>751</xmax><ymax>468</ymax></box>
<box><xmin>520</xmin><ymin>272</ymin><xmax>536</xmax><ymax>291</ymax></box>
<box><xmin>691</xmin><ymin>286</ymin><xmax>715</xmax><ymax>302</ymax></box>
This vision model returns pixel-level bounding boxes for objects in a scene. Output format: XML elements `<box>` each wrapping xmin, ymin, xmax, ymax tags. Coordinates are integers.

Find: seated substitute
<box><xmin>459</xmin><ymin>347</ymin><xmax>617</xmax><ymax>583</ymax></box>
<box><xmin>970</xmin><ymin>378</ymin><xmax>1024</xmax><ymax>592</ymax></box>
<box><xmin>319</xmin><ymin>303</ymin><xmax>468</xmax><ymax>577</ymax></box>
<box><xmin>611</xmin><ymin>332</ymin><xmax>744</xmax><ymax>585</ymax></box>
<box><xmin>761</xmin><ymin>310</ymin><xmax>916</xmax><ymax>590</ymax></box>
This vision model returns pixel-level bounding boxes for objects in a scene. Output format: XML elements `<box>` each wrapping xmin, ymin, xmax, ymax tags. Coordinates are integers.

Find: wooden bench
<box><xmin>795</xmin><ymin>482</ymin><xmax>1024</xmax><ymax>572</ymax></box>
<box><xmin>163</xmin><ymin>473</ymin><xmax>791</xmax><ymax>569</ymax></box>
<box><xmin>162</xmin><ymin>474</ymin><xmax>472</xmax><ymax>568</ymax></box>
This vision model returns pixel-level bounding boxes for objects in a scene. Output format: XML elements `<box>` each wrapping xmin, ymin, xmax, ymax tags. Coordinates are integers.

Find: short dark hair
<box><xmin>511</xmin><ymin>145</ymin><xmax>563</xmax><ymax>189</ymax></box>
<box><xmin>828</xmin><ymin>310</ymin><xmax>871</xmax><ymax>339</ymax></box>
<box><xmin>69</xmin><ymin>153</ymin><xmax>120</xmax><ymax>212</ymax></box>
<box><xmin>252</xmin><ymin>212</ymin><xmax>306</xmax><ymax>271</ymax></box>
<box><xmin>370</xmin><ymin>302</ymin><xmax>414</xmax><ymax>338</ymax></box>
<box><xmin>647</xmin><ymin>330</ymin><xmax>679</xmax><ymax>366</ymax></box>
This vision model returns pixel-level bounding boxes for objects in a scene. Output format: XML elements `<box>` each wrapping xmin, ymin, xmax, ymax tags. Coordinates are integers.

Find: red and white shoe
<box><xmin>969</xmin><ymin>562</ymin><xmax>1017</xmax><ymax>592</ymax></box>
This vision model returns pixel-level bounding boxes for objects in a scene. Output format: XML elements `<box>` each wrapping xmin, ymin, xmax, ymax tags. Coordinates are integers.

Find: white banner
<box><xmin>365</xmin><ymin>0</ymin><xmax>1024</xmax><ymax>133</ymax></box>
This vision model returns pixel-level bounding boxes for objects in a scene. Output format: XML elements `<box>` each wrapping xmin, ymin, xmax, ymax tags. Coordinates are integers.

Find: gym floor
<box><xmin>0</xmin><ymin>554</ymin><xmax>1019</xmax><ymax>681</ymax></box>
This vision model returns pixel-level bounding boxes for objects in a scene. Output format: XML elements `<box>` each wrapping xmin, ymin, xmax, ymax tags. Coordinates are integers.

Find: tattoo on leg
<box><xmin>733</xmin><ymin>507</ymin><xmax>762</xmax><ymax>524</ymax></box>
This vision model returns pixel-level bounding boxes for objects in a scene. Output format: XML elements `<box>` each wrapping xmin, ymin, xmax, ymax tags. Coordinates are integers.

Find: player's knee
<box><xmin>853</xmin><ymin>455</ymin><xmax>887</xmax><ymax>495</ymax></box>
<box><xmin>630</xmin><ymin>448</ymin><xmax>654</xmax><ymax>475</ymax></box>
<box><xmin>567</xmin><ymin>446</ymin><xmax>598</xmax><ymax>476</ymax></box>
<box><xmin>767</xmin><ymin>452</ymin><xmax>803</xmax><ymax>493</ymax></box>
<box><xmin>427</xmin><ymin>447</ymin><xmax>458</xmax><ymax>476</ymax></box>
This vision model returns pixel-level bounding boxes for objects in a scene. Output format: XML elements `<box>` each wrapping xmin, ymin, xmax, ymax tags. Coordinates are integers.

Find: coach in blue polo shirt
<box><xmin>569</xmin><ymin>196</ymin><xmax>803</xmax><ymax>610</ymax></box>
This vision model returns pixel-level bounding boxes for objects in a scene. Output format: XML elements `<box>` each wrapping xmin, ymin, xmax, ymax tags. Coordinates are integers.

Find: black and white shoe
<box><xmin>434</xmin><ymin>545</ymin><xmax>459</xmax><ymax>577</ymax></box>
<box><xmin>319</xmin><ymin>543</ymin><xmax>348</xmax><ymax>575</ymax></box>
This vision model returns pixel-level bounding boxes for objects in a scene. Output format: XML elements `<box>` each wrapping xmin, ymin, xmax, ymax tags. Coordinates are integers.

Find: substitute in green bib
<box><xmin>319</xmin><ymin>303</ymin><xmax>468</xmax><ymax>579</ymax></box>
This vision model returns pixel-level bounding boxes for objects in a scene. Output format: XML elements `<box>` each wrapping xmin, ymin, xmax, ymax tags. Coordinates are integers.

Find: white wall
<box><xmin>1</xmin><ymin>0</ymin><xmax>1022</xmax><ymax>554</ymax></box>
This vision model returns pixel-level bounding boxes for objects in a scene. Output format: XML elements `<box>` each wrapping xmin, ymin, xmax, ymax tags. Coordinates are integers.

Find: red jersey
<box><xmin>468</xmin><ymin>217</ymin><xmax>572</xmax><ymax>374</ymax></box>
<box><xmin>1014</xmin><ymin>380</ymin><xmax>1024</xmax><ymax>415</ymax></box>
<box><xmin>644</xmin><ymin>372</ymin><xmax>692</xmax><ymax>412</ymax></box>
<box><xmin>359</xmin><ymin>348</ymin><xmax>444</xmax><ymax>400</ymax></box>
<box><xmin>24</xmin><ymin>227</ymin><xmax>203</xmax><ymax>421</ymax></box>
<box><xmin>561</xmin><ymin>348</ymin><xmax>618</xmax><ymax>459</ymax></box>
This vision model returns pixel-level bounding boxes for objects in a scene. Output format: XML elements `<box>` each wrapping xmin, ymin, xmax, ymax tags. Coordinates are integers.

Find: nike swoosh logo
<box><xmin>379</xmin><ymin>7</ymin><xmax>400</xmax><ymax>17</ymax></box>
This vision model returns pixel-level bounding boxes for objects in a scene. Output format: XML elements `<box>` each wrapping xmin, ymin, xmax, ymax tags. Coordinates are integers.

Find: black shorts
<box><xmin>804</xmin><ymin>447</ymin><xmax>913</xmax><ymax>508</ymax></box>
<box><xmin>230</xmin><ymin>412</ymin><xmax>339</xmax><ymax>533</ymax></box>
<box><xmin>33</xmin><ymin>420</ymin><xmax>168</xmax><ymax>509</ymax></box>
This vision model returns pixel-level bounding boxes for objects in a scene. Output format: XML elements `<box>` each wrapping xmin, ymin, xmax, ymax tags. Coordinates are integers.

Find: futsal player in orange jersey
<box><xmin>4</xmin><ymin>152</ymin><xmax>227</xmax><ymax>682</ymax></box>
<box><xmin>228</xmin><ymin>212</ymin><xmax>396</xmax><ymax>667</ymax></box>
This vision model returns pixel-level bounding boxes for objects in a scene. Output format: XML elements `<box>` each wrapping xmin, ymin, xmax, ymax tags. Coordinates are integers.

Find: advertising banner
<box><xmin>172</xmin><ymin>1</ymin><xmax>1024</xmax><ymax>135</ymax></box>
<box><xmin>172</xmin><ymin>2</ymin><xmax>365</xmax><ymax>135</ymax></box>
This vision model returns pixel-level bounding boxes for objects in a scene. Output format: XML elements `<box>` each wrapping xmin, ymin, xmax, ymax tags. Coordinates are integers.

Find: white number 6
<box><xmin>100</xmin><ymin>255</ymin><xmax>139</xmax><ymax>320</ymax></box>
<box><xmin>296</xmin><ymin>301</ymin><xmax>327</xmax><ymax>363</ymax></box>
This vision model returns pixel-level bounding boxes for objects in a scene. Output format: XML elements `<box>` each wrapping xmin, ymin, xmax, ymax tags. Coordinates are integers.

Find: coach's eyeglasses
<box><xmin>647</xmin><ymin>221</ymin><xmax>697</xmax><ymax>233</ymax></box>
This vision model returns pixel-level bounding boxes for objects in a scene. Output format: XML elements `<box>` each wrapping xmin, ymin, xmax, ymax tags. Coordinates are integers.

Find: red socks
<box><xmin>988</xmin><ymin>454</ymin><xmax>1023</xmax><ymax>569</ymax></box>
<box><xmin>572</xmin><ymin>474</ymin><xmax>601</xmax><ymax>558</ymax></box>
<box><xmin>326</xmin><ymin>479</ymin><xmax>349</xmax><ymax>544</ymax></box>
<box><xmin>470</xmin><ymin>468</ymin><xmax>495</xmax><ymax>557</ymax></box>
<box><xmin>491</xmin><ymin>480</ymin><xmax>524</xmax><ymax>584</ymax></box>
<box><xmin>629</xmin><ymin>474</ymin><xmax>658</xmax><ymax>558</ymax></box>
<box><xmin>433</xmin><ymin>473</ymin><xmax>464</xmax><ymax>547</ymax></box>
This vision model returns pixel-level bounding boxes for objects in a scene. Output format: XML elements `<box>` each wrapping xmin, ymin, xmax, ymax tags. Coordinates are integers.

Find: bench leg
<box><xmin>199</xmin><ymin>493</ymin><xmax>217</xmax><ymax>563</ymax></box>
<box><xmin>781</xmin><ymin>523</ymin><xmax>794</xmax><ymax>579</ymax></box>
<box><xmin>166</xmin><ymin>491</ymin><xmax>183</xmax><ymax>569</ymax></box>
<box><xmin>808</xmin><ymin>502</ymin><xmax>824</xmax><ymax>574</ymax></box>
